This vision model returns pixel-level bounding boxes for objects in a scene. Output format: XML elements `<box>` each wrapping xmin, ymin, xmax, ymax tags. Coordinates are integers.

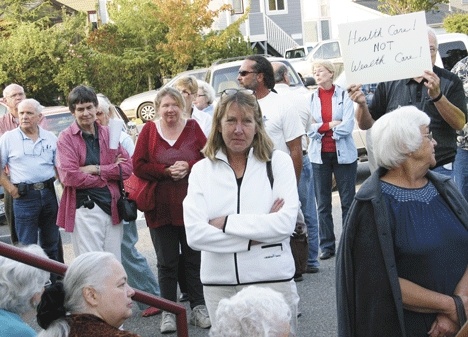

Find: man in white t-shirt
<box><xmin>272</xmin><ymin>62</ymin><xmax>320</xmax><ymax>274</ymax></box>
<box><xmin>237</xmin><ymin>56</ymin><xmax>303</xmax><ymax>183</ymax></box>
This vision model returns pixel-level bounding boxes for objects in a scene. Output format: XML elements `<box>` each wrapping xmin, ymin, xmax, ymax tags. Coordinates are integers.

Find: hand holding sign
<box><xmin>338</xmin><ymin>12</ymin><xmax>432</xmax><ymax>85</ymax></box>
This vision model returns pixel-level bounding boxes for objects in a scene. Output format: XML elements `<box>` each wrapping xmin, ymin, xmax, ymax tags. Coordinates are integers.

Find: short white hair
<box><xmin>18</xmin><ymin>98</ymin><xmax>43</xmax><ymax>114</ymax></box>
<box><xmin>372</xmin><ymin>106</ymin><xmax>431</xmax><ymax>169</ymax></box>
<box><xmin>3</xmin><ymin>83</ymin><xmax>24</xmax><ymax>98</ymax></box>
<box><xmin>197</xmin><ymin>80</ymin><xmax>216</xmax><ymax>105</ymax></box>
<box><xmin>97</xmin><ymin>96</ymin><xmax>111</xmax><ymax>116</ymax></box>
<box><xmin>209</xmin><ymin>286</ymin><xmax>291</xmax><ymax>337</ymax></box>
<box><xmin>0</xmin><ymin>244</ymin><xmax>49</xmax><ymax>315</ymax></box>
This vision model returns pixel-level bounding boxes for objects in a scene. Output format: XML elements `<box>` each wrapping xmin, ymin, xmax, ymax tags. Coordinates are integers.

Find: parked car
<box><xmin>41</xmin><ymin>104</ymin><xmax>138</xmax><ymax>139</ymax></box>
<box><xmin>120</xmin><ymin>68</ymin><xmax>208</xmax><ymax>122</ymax></box>
<box><xmin>284</xmin><ymin>43</ymin><xmax>317</xmax><ymax>59</ymax></box>
<box><xmin>289</xmin><ymin>39</ymin><xmax>344</xmax><ymax>80</ymax></box>
<box><xmin>204</xmin><ymin>55</ymin><xmax>311</xmax><ymax>96</ymax></box>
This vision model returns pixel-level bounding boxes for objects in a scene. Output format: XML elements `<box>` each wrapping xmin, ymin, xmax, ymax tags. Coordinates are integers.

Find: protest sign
<box><xmin>338</xmin><ymin>11</ymin><xmax>432</xmax><ymax>85</ymax></box>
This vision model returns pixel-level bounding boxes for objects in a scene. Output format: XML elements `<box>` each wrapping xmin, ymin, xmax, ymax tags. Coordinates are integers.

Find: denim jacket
<box><xmin>307</xmin><ymin>85</ymin><xmax>357</xmax><ymax>164</ymax></box>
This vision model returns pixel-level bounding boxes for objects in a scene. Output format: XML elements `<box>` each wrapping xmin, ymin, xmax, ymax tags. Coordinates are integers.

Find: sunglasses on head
<box><xmin>221</xmin><ymin>89</ymin><xmax>255</xmax><ymax>97</ymax></box>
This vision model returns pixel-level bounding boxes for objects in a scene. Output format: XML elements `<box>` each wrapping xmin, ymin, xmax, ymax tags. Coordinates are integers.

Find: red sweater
<box><xmin>317</xmin><ymin>86</ymin><xmax>336</xmax><ymax>153</ymax></box>
<box><xmin>133</xmin><ymin>119</ymin><xmax>206</xmax><ymax>228</ymax></box>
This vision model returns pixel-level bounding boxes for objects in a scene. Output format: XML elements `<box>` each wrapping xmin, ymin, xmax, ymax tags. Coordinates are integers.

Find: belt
<box><xmin>15</xmin><ymin>178</ymin><xmax>55</xmax><ymax>191</ymax></box>
<box><xmin>302</xmin><ymin>150</ymin><xmax>308</xmax><ymax>156</ymax></box>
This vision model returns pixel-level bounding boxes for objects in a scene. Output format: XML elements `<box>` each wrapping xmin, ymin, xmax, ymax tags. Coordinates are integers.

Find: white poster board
<box><xmin>338</xmin><ymin>11</ymin><xmax>432</xmax><ymax>85</ymax></box>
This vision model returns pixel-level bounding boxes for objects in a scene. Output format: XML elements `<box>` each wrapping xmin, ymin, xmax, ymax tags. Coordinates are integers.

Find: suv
<box><xmin>204</xmin><ymin>56</ymin><xmax>310</xmax><ymax>96</ymax></box>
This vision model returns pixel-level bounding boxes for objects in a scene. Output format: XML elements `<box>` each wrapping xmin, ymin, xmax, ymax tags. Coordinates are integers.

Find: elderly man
<box><xmin>0</xmin><ymin>98</ymin><xmax>60</xmax><ymax>262</ymax></box>
<box><xmin>0</xmin><ymin>84</ymin><xmax>26</xmax><ymax>244</ymax></box>
<box><xmin>348</xmin><ymin>28</ymin><xmax>467</xmax><ymax>176</ymax></box>
<box><xmin>56</xmin><ymin>85</ymin><xmax>132</xmax><ymax>260</ymax></box>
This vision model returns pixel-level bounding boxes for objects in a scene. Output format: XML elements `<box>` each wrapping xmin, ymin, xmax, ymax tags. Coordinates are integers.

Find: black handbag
<box><xmin>117</xmin><ymin>165</ymin><xmax>138</xmax><ymax>221</ymax></box>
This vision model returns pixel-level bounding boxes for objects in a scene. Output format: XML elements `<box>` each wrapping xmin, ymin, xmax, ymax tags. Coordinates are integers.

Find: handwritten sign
<box><xmin>338</xmin><ymin>11</ymin><xmax>432</xmax><ymax>85</ymax></box>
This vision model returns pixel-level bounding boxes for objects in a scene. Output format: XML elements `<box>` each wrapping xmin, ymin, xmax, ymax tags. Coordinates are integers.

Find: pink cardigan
<box><xmin>56</xmin><ymin>122</ymin><xmax>132</xmax><ymax>232</ymax></box>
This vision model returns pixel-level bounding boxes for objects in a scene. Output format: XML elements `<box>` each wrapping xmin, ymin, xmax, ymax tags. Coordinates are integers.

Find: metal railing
<box><xmin>0</xmin><ymin>242</ymin><xmax>189</xmax><ymax>337</ymax></box>
<box><xmin>263</xmin><ymin>15</ymin><xmax>298</xmax><ymax>56</ymax></box>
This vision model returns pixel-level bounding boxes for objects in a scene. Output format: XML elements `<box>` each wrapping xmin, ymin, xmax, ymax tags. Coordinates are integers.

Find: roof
<box><xmin>354</xmin><ymin>0</ymin><xmax>466</xmax><ymax>26</ymax></box>
<box><xmin>53</xmin><ymin>0</ymin><xmax>96</xmax><ymax>12</ymax></box>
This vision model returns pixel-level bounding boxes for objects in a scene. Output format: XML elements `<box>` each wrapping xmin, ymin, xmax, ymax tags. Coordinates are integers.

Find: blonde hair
<box><xmin>154</xmin><ymin>87</ymin><xmax>186</xmax><ymax>113</ymax></box>
<box><xmin>174</xmin><ymin>75</ymin><xmax>198</xmax><ymax>95</ymax></box>
<box><xmin>203</xmin><ymin>91</ymin><xmax>273</xmax><ymax>161</ymax></box>
<box><xmin>312</xmin><ymin>59</ymin><xmax>335</xmax><ymax>75</ymax></box>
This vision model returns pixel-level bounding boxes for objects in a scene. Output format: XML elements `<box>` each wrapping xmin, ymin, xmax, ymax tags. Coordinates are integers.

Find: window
<box><xmin>267</xmin><ymin>0</ymin><xmax>287</xmax><ymax>14</ymax></box>
<box><xmin>232</xmin><ymin>0</ymin><xmax>244</xmax><ymax>14</ymax></box>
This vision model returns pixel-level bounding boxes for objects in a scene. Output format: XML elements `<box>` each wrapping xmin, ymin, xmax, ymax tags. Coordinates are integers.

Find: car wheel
<box><xmin>137</xmin><ymin>103</ymin><xmax>156</xmax><ymax>122</ymax></box>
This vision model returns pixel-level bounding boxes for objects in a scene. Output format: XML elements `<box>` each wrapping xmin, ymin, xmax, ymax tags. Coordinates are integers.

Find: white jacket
<box><xmin>183</xmin><ymin>149</ymin><xmax>299</xmax><ymax>285</ymax></box>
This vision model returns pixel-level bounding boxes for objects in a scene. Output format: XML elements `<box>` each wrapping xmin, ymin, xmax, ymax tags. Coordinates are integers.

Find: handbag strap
<box><xmin>118</xmin><ymin>165</ymin><xmax>126</xmax><ymax>197</ymax></box>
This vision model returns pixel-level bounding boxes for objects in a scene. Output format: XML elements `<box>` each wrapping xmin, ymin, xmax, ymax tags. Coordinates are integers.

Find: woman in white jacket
<box><xmin>183</xmin><ymin>89</ymin><xmax>300</xmax><ymax>336</ymax></box>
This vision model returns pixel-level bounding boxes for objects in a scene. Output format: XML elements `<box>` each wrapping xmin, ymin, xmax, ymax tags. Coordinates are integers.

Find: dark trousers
<box><xmin>149</xmin><ymin>225</ymin><xmax>204</xmax><ymax>309</ymax></box>
<box><xmin>4</xmin><ymin>189</ymin><xmax>18</xmax><ymax>244</ymax></box>
<box><xmin>312</xmin><ymin>152</ymin><xmax>357</xmax><ymax>254</ymax></box>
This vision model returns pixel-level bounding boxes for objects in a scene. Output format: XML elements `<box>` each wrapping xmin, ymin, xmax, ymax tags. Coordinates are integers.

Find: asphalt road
<box><xmin>7</xmin><ymin>162</ymin><xmax>371</xmax><ymax>337</ymax></box>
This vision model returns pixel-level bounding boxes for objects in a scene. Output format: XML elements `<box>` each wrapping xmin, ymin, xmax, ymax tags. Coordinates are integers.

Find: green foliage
<box><xmin>443</xmin><ymin>13</ymin><xmax>468</xmax><ymax>35</ymax></box>
<box><xmin>378</xmin><ymin>0</ymin><xmax>449</xmax><ymax>15</ymax></box>
<box><xmin>0</xmin><ymin>0</ymin><xmax>253</xmax><ymax>105</ymax></box>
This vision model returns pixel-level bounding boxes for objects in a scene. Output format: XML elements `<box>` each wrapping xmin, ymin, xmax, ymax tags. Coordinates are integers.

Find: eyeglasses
<box><xmin>179</xmin><ymin>90</ymin><xmax>192</xmax><ymax>96</ymax></box>
<box><xmin>221</xmin><ymin>89</ymin><xmax>255</xmax><ymax>97</ymax></box>
<box><xmin>8</xmin><ymin>92</ymin><xmax>25</xmax><ymax>99</ymax></box>
<box><xmin>197</xmin><ymin>94</ymin><xmax>206</xmax><ymax>97</ymax></box>
<box><xmin>238</xmin><ymin>70</ymin><xmax>258</xmax><ymax>77</ymax></box>
<box><xmin>22</xmin><ymin>135</ymin><xmax>44</xmax><ymax>156</ymax></box>
<box><xmin>44</xmin><ymin>279</ymin><xmax>52</xmax><ymax>287</ymax></box>
<box><xmin>96</xmin><ymin>110</ymin><xmax>104</xmax><ymax>116</ymax></box>
<box><xmin>429</xmin><ymin>47</ymin><xmax>438</xmax><ymax>54</ymax></box>
<box><xmin>424</xmin><ymin>131</ymin><xmax>433</xmax><ymax>141</ymax></box>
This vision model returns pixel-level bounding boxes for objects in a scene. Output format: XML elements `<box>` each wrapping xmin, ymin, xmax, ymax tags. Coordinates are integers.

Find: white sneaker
<box><xmin>160</xmin><ymin>311</ymin><xmax>176</xmax><ymax>334</ymax></box>
<box><xmin>189</xmin><ymin>305</ymin><xmax>211</xmax><ymax>329</ymax></box>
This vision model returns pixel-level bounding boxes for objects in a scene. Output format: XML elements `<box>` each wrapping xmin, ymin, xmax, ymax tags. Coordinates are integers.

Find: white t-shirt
<box><xmin>258</xmin><ymin>91</ymin><xmax>304</xmax><ymax>154</ymax></box>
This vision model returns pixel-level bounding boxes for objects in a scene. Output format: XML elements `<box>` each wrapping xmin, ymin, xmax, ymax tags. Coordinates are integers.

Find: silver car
<box><xmin>120</xmin><ymin>68</ymin><xmax>208</xmax><ymax>122</ymax></box>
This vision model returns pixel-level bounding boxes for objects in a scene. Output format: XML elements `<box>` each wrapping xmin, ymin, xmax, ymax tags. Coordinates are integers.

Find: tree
<box><xmin>443</xmin><ymin>12</ymin><xmax>468</xmax><ymax>35</ymax></box>
<box><xmin>378</xmin><ymin>0</ymin><xmax>449</xmax><ymax>15</ymax></box>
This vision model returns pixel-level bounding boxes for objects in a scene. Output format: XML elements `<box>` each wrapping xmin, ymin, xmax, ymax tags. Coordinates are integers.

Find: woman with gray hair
<box><xmin>194</xmin><ymin>80</ymin><xmax>216</xmax><ymax>116</ymax></box>
<box><xmin>0</xmin><ymin>244</ymin><xmax>49</xmax><ymax>337</ymax></box>
<box><xmin>209</xmin><ymin>286</ymin><xmax>291</xmax><ymax>337</ymax></box>
<box><xmin>37</xmin><ymin>251</ymin><xmax>139</xmax><ymax>337</ymax></box>
<box><xmin>336</xmin><ymin>106</ymin><xmax>468</xmax><ymax>337</ymax></box>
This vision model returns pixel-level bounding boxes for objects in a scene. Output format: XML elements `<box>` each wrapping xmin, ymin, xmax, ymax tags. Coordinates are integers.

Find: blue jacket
<box><xmin>307</xmin><ymin>85</ymin><xmax>357</xmax><ymax>164</ymax></box>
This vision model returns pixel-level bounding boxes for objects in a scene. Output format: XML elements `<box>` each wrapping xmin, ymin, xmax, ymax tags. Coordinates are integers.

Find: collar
<box><xmin>356</xmin><ymin>167</ymin><xmax>452</xmax><ymax>201</ymax></box>
<box><xmin>214</xmin><ymin>147</ymin><xmax>254</xmax><ymax>163</ymax></box>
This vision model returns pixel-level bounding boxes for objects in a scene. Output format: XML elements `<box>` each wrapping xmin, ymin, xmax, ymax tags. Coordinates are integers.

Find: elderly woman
<box><xmin>0</xmin><ymin>244</ymin><xmax>49</xmax><ymax>337</ymax></box>
<box><xmin>37</xmin><ymin>251</ymin><xmax>138</xmax><ymax>337</ymax></box>
<box><xmin>336</xmin><ymin>106</ymin><xmax>468</xmax><ymax>337</ymax></box>
<box><xmin>174</xmin><ymin>76</ymin><xmax>212</xmax><ymax>136</ymax></box>
<box><xmin>183</xmin><ymin>89</ymin><xmax>300</xmax><ymax>335</ymax></box>
<box><xmin>308</xmin><ymin>60</ymin><xmax>357</xmax><ymax>260</ymax></box>
<box><xmin>209</xmin><ymin>286</ymin><xmax>291</xmax><ymax>337</ymax></box>
<box><xmin>132</xmin><ymin>87</ymin><xmax>208</xmax><ymax>334</ymax></box>
<box><xmin>194</xmin><ymin>80</ymin><xmax>216</xmax><ymax>116</ymax></box>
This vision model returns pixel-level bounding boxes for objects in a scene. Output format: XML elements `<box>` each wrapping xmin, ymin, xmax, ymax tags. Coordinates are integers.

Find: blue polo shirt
<box><xmin>0</xmin><ymin>126</ymin><xmax>57</xmax><ymax>184</ymax></box>
<box><xmin>0</xmin><ymin>308</ymin><xmax>36</xmax><ymax>337</ymax></box>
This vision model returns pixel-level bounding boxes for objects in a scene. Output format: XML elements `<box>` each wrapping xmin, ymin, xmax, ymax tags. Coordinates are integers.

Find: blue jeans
<box><xmin>312</xmin><ymin>153</ymin><xmax>357</xmax><ymax>254</ymax></box>
<box><xmin>121</xmin><ymin>220</ymin><xmax>161</xmax><ymax>310</ymax></box>
<box><xmin>454</xmin><ymin>148</ymin><xmax>468</xmax><ymax>201</ymax></box>
<box><xmin>298</xmin><ymin>155</ymin><xmax>319</xmax><ymax>268</ymax></box>
<box><xmin>13</xmin><ymin>188</ymin><xmax>60</xmax><ymax>261</ymax></box>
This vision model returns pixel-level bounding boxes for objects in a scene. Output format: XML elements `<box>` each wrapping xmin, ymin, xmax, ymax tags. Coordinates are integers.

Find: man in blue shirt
<box><xmin>0</xmin><ymin>98</ymin><xmax>60</xmax><ymax>264</ymax></box>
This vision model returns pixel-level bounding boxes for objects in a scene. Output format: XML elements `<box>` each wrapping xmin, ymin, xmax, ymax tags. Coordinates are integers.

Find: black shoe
<box><xmin>305</xmin><ymin>266</ymin><xmax>319</xmax><ymax>273</ymax></box>
<box><xmin>319</xmin><ymin>251</ymin><xmax>335</xmax><ymax>260</ymax></box>
<box><xmin>294</xmin><ymin>274</ymin><xmax>304</xmax><ymax>282</ymax></box>
<box><xmin>179</xmin><ymin>293</ymin><xmax>189</xmax><ymax>302</ymax></box>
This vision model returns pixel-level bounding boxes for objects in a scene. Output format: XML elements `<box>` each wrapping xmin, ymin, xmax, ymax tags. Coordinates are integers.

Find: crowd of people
<box><xmin>0</xmin><ymin>25</ymin><xmax>467</xmax><ymax>337</ymax></box>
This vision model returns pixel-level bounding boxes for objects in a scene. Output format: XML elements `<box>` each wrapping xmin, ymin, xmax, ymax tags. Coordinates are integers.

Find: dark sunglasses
<box><xmin>238</xmin><ymin>70</ymin><xmax>259</xmax><ymax>77</ymax></box>
<box><xmin>221</xmin><ymin>89</ymin><xmax>255</xmax><ymax>97</ymax></box>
